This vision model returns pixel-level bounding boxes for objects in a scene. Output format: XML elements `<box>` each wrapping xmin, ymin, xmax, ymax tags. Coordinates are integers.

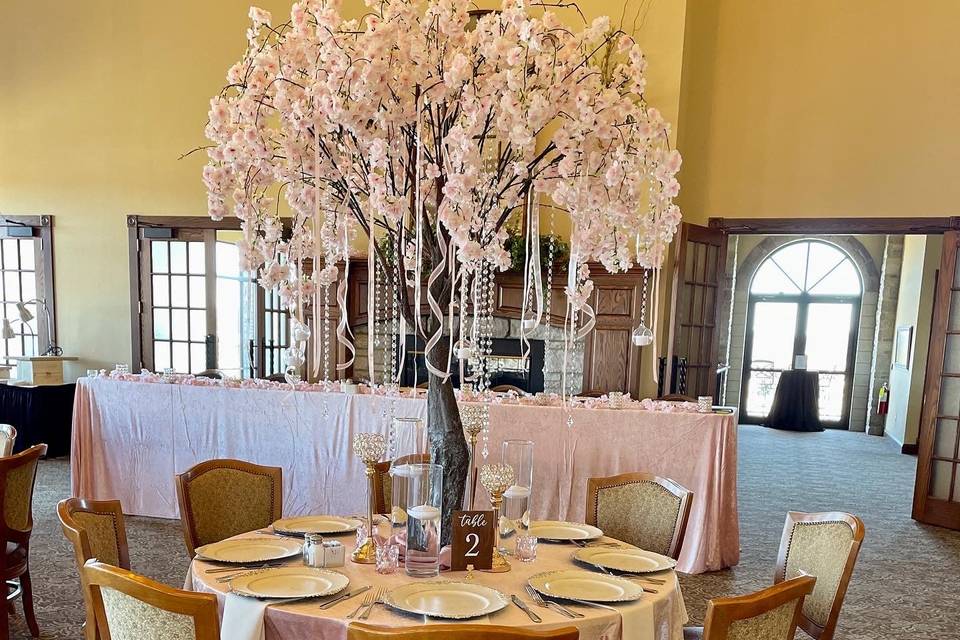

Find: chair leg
<box><xmin>19</xmin><ymin>571</ymin><xmax>39</xmax><ymax>638</ymax></box>
<box><xmin>0</xmin><ymin>584</ymin><xmax>8</xmax><ymax>640</ymax></box>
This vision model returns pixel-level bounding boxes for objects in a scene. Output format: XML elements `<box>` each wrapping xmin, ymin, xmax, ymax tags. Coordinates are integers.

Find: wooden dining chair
<box><xmin>175</xmin><ymin>458</ymin><xmax>282</xmax><ymax>556</ymax></box>
<box><xmin>658</xmin><ymin>394</ymin><xmax>698</xmax><ymax>402</ymax></box>
<box><xmin>82</xmin><ymin>561</ymin><xmax>220</xmax><ymax>640</ymax></box>
<box><xmin>0</xmin><ymin>443</ymin><xmax>47</xmax><ymax>639</ymax></box>
<box><xmin>774</xmin><ymin>511</ymin><xmax>864</xmax><ymax>640</ymax></box>
<box><xmin>348</xmin><ymin>623</ymin><xmax>580</xmax><ymax>640</ymax></box>
<box><xmin>373</xmin><ymin>454</ymin><xmax>431</xmax><ymax>515</ymax></box>
<box><xmin>586</xmin><ymin>471</ymin><xmax>693</xmax><ymax>560</ymax></box>
<box><xmin>491</xmin><ymin>384</ymin><xmax>525</xmax><ymax>394</ymax></box>
<box><xmin>577</xmin><ymin>389</ymin><xmax>606</xmax><ymax>398</ymax></box>
<box><xmin>58</xmin><ymin>498</ymin><xmax>131</xmax><ymax>640</ymax></box>
<box><xmin>0</xmin><ymin>426</ymin><xmax>16</xmax><ymax>458</ymax></box>
<box><xmin>684</xmin><ymin>575</ymin><xmax>817</xmax><ymax>640</ymax></box>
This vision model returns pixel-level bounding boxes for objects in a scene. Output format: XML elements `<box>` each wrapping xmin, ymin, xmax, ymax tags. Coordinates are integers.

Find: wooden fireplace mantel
<box><xmin>339</xmin><ymin>258</ymin><xmax>648</xmax><ymax>397</ymax></box>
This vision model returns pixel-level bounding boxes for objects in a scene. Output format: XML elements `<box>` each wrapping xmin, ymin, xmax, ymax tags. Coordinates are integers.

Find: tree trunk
<box><xmin>426</xmin><ymin>339</ymin><xmax>469</xmax><ymax>547</ymax></box>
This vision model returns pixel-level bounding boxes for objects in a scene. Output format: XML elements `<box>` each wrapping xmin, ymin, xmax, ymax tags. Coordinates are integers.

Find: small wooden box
<box><xmin>13</xmin><ymin>356</ymin><xmax>78</xmax><ymax>386</ymax></box>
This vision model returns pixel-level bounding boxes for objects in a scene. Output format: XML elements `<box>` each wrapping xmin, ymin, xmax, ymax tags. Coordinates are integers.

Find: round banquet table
<box><xmin>187</xmin><ymin>531</ymin><xmax>688</xmax><ymax>640</ymax></box>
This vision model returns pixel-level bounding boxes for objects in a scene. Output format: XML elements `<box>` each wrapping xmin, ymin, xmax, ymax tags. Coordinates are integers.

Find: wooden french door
<box><xmin>914</xmin><ymin>230</ymin><xmax>960</xmax><ymax>529</ymax></box>
<box><xmin>667</xmin><ymin>223</ymin><xmax>728</xmax><ymax>399</ymax></box>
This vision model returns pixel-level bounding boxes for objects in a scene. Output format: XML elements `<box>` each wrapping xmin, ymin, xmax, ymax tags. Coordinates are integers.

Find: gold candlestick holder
<box><xmin>352</xmin><ymin>432</ymin><xmax>387</xmax><ymax>564</ymax></box>
<box><xmin>463</xmin><ymin>405</ymin><xmax>483</xmax><ymax>509</ymax></box>
<box><xmin>480</xmin><ymin>463</ymin><xmax>514</xmax><ymax>573</ymax></box>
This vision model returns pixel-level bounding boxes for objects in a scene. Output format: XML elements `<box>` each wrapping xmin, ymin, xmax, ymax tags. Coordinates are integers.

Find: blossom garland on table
<box><xmin>202</xmin><ymin>0</ymin><xmax>682</xmax><ymax>383</ymax></box>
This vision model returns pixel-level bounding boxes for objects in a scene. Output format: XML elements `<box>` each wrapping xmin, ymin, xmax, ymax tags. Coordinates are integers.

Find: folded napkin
<box><xmin>221</xmin><ymin>593</ymin><xmax>267</xmax><ymax>640</ymax></box>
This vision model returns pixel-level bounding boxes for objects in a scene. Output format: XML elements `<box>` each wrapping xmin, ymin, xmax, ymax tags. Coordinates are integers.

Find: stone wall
<box><xmin>866</xmin><ymin>236</ymin><xmax>904</xmax><ymax>435</ymax></box>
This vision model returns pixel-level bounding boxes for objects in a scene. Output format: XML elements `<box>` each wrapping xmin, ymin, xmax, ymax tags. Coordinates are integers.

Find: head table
<box><xmin>186</xmin><ymin>531</ymin><xmax>688</xmax><ymax>640</ymax></box>
<box><xmin>70</xmin><ymin>376</ymin><xmax>739</xmax><ymax>574</ymax></box>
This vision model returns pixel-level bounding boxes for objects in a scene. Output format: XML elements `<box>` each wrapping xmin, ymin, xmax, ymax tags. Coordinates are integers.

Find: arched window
<box><xmin>742</xmin><ymin>240</ymin><xmax>862</xmax><ymax>427</ymax></box>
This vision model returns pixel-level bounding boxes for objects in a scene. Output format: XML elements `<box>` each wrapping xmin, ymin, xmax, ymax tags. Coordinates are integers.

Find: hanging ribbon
<box><xmin>311</xmin><ymin>131</ymin><xmax>324</xmax><ymax>380</ymax></box>
<box><xmin>335</xmin><ymin>219</ymin><xmax>355</xmax><ymax>373</ymax></box>
<box><xmin>424</xmin><ymin>232</ymin><xmax>452</xmax><ymax>380</ymax></box>
<box><xmin>518</xmin><ymin>190</ymin><xmax>544</xmax><ymax>365</ymax></box>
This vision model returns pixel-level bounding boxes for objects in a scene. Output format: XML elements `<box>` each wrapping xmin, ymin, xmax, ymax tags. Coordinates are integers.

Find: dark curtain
<box><xmin>0</xmin><ymin>383</ymin><xmax>75</xmax><ymax>457</ymax></box>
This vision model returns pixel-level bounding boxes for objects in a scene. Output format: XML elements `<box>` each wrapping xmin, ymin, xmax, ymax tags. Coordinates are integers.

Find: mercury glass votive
<box><xmin>352</xmin><ymin>432</ymin><xmax>387</xmax><ymax>564</ymax></box>
<box><xmin>479</xmin><ymin>463</ymin><xmax>515</xmax><ymax>573</ymax></box>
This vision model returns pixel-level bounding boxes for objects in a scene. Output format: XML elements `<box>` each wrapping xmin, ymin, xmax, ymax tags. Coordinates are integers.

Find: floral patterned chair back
<box><xmin>83</xmin><ymin>561</ymin><xmax>219</xmax><ymax>640</ymax></box>
<box><xmin>585</xmin><ymin>472</ymin><xmax>693</xmax><ymax>559</ymax></box>
<box><xmin>58</xmin><ymin>498</ymin><xmax>131</xmax><ymax>640</ymax></box>
<box><xmin>0</xmin><ymin>424</ymin><xmax>16</xmax><ymax>457</ymax></box>
<box><xmin>775</xmin><ymin>512</ymin><xmax>865</xmax><ymax>640</ymax></box>
<box><xmin>701</xmin><ymin>575</ymin><xmax>816</xmax><ymax>640</ymax></box>
<box><xmin>175</xmin><ymin>459</ymin><xmax>282</xmax><ymax>556</ymax></box>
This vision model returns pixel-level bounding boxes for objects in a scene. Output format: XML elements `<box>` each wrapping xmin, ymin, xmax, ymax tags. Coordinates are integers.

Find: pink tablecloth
<box><xmin>70</xmin><ymin>378</ymin><xmax>738</xmax><ymax>573</ymax></box>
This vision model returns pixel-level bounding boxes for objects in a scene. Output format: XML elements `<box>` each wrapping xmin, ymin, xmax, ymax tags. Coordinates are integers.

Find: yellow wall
<box><xmin>677</xmin><ymin>0</ymin><xmax>960</xmax><ymax>224</ymax></box>
<box><xmin>0</xmin><ymin>0</ymin><xmax>685</xmax><ymax>380</ymax></box>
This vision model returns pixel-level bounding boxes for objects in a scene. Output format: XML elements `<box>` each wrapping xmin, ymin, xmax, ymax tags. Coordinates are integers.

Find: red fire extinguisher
<box><xmin>878</xmin><ymin>382</ymin><xmax>890</xmax><ymax>415</ymax></box>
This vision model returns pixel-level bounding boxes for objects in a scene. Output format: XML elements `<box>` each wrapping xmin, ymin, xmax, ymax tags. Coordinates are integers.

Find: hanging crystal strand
<box><xmin>322</xmin><ymin>273</ymin><xmax>331</xmax><ymax>381</ymax></box>
<box><xmin>391</xmin><ymin>272</ymin><xmax>399</xmax><ymax>383</ymax></box>
<box><xmin>373</xmin><ymin>252</ymin><xmax>381</xmax><ymax>380</ymax></box>
<box><xmin>545</xmin><ymin>209</ymin><xmax>556</xmax><ymax>325</ymax></box>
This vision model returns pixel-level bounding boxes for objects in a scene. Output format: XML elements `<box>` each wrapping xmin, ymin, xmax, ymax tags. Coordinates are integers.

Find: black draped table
<box><xmin>765</xmin><ymin>370</ymin><xmax>822</xmax><ymax>432</ymax></box>
<box><xmin>0</xmin><ymin>382</ymin><xmax>75</xmax><ymax>456</ymax></box>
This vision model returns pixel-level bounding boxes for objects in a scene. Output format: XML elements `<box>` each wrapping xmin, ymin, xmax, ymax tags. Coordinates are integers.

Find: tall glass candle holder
<box><xmin>479</xmin><ymin>463</ymin><xmax>514</xmax><ymax>573</ymax></box>
<box><xmin>389</xmin><ymin>417</ymin><xmax>430</xmax><ymax>535</ymax></box>
<box><xmin>501</xmin><ymin>440</ymin><xmax>534</xmax><ymax>534</ymax></box>
<box><xmin>352</xmin><ymin>432</ymin><xmax>387</xmax><ymax>564</ymax></box>
<box><xmin>405</xmin><ymin>463</ymin><xmax>444</xmax><ymax>577</ymax></box>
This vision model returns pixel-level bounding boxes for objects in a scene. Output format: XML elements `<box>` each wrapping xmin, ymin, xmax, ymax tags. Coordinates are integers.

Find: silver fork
<box><xmin>360</xmin><ymin>587</ymin><xmax>384</xmax><ymax>620</ymax></box>
<box><xmin>597</xmin><ymin>566</ymin><xmax>658</xmax><ymax>593</ymax></box>
<box><xmin>525</xmin><ymin>585</ymin><xmax>583</xmax><ymax>619</ymax></box>
<box><xmin>347</xmin><ymin>590</ymin><xmax>375</xmax><ymax>619</ymax></box>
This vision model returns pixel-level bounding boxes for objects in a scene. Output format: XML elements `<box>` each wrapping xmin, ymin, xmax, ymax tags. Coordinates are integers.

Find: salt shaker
<box><xmin>303</xmin><ymin>533</ymin><xmax>324</xmax><ymax>567</ymax></box>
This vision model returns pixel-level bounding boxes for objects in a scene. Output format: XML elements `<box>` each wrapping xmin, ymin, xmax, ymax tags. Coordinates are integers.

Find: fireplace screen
<box><xmin>398</xmin><ymin>336</ymin><xmax>545</xmax><ymax>393</ymax></box>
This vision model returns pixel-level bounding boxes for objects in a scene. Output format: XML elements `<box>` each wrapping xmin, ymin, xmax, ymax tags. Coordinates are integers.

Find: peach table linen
<box><xmin>186</xmin><ymin>531</ymin><xmax>688</xmax><ymax>640</ymax></box>
<box><xmin>70</xmin><ymin>377</ymin><xmax>739</xmax><ymax>573</ymax></box>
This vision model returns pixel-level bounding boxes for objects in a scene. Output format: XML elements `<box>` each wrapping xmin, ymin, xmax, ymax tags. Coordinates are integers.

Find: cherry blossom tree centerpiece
<box><xmin>202</xmin><ymin>0</ymin><xmax>682</xmax><ymax>541</ymax></box>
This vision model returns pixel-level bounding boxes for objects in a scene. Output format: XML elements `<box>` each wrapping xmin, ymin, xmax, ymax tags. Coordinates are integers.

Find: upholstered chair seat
<box><xmin>175</xmin><ymin>459</ymin><xmax>282</xmax><ymax>556</ymax></box>
<box><xmin>83</xmin><ymin>561</ymin><xmax>219</xmax><ymax>640</ymax></box>
<box><xmin>58</xmin><ymin>498</ymin><xmax>131</xmax><ymax>640</ymax></box>
<box><xmin>775</xmin><ymin>512</ymin><xmax>864</xmax><ymax>640</ymax></box>
<box><xmin>586</xmin><ymin>472</ymin><xmax>694</xmax><ymax>559</ymax></box>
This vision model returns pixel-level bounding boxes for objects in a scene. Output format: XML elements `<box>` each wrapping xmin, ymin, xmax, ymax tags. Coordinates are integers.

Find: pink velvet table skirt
<box><xmin>70</xmin><ymin>378</ymin><xmax>739</xmax><ymax>573</ymax></box>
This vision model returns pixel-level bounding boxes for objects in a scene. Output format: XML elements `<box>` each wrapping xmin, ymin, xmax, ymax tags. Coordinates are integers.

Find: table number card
<box><xmin>450</xmin><ymin>510</ymin><xmax>494</xmax><ymax>570</ymax></box>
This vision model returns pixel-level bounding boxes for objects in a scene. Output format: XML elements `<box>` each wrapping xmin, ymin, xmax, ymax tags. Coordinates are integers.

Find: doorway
<box><xmin>740</xmin><ymin>240</ymin><xmax>862</xmax><ymax>428</ymax></box>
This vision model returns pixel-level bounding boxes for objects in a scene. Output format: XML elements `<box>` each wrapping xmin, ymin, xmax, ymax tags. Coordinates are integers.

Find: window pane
<box><xmin>188</xmin><ymin>242</ymin><xmax>205</xmax><ymax>274</ymax></box>
<box><xmin>172</xmin><ymin>342</ymin><xmax>189</xmax><ymax>372</ymax></box>
<box><xmin>190</xmin><ymin>310</ymin><xmax>206</xmax><ymax>341</ymax></box>
<box><xmin>170</xmin><ymin>242</ymin><xmax>188</xmax><ymax>274</ymax></box>
<box><xmin>4</xmin><ymin>271</ymin><xmax>20</xmax><ymax>301</ymax></box>
<box><xmin>19</xmin><ymin>240</ymin><xmax>35</xmax><ymax>269</ymax></box>
<box><xmin>21</xmin><ymin>273</ymin><xmax>36</xmax><ymax>302</ymax></box>
<box><xmin>154</xmin><ymin>341</ymin><xmax>171</xmax><ymax>371</ymax></box>
<box><xmin>191</xmin><ymin>343</ymin><xmax>207</xmax><ymax>373</ymax></box>
<box><xmin>771</xmin><ymin>242</ymin><xmax>809</xmax><ymax>289</ymax></box>
<box><xmin>153</xmin><ymin>308</ymin><xmax>170</xmax><ymax>340</ymax></box>
<box><xmin>804</xmin><ymin>243</ymin><xmax>846</xmax><ymax>291</ymax></box>
<box><xmin>805</xmin><ymin>303</ymin><xmax>853</xmax><ymax>372</ymax></box>
<box><xmin>152</xmin><ymin>275</ymin><xmax>169</xmax><ymax>307</ymax></box>
<box><xmin>151</xmin><ymin>241</ymin><xmax>169</xmax><ymax>274</ymax></box>
<box><xmin>189</xmin><ymin>276</ymin><xmax>206</xmax><ymax>308</ymax></box>
<box><xmin>171</xmin><ymin>309</ymin><xmax>189</xmax><ymax>340</ymax></box>
<box><xmin>930</xmin><ymin>460</ymin><xmax>952</xmax><ymax>499</ymax></box>
<box><xmin>170</xmin><ymin>276</ymin><xmax>188</xmax><ymax>307</ymax></box>
<box><xmin>217</xmin><ymin>242</ymin><xmax>240</xmax><ymax>277</ymax></box>
<box><xmin>751</xmin><ymin>261</ymin><xmax>801</xmax><ymax>295</ymax></box>
<box><xmin>2</xmin><ymin>240</ymin><xmax>19</xmax><ymax>270</ymax></box>
<box><xmin>745</xmin><ymin>370</ymin><xmax>782</xmax><ymax>417</ymax></box>
<box><xmin>808</xmin><ymin>259</ymin><xmax>861</xmax><ymax>295</ymax></box>
<box><xmin>217</xmin><ymin>278</ymin><xmax>241</xmax><ymax>374</ymax></box>
<box><xmin>749</xmin><ymin>302</ymin><xmax>797</xmax><ymax>369</ymax></box>
<box><xmin>934</xmin><ymin>419</ymin><xmax>958</xmax><ymax>458</ymax></box>
<box><xmin>818</xmin><ymin>373</ymin><xmax>846</xmax><ymax>422</ymax></box>
<box><xmin>7</xmin><ymin>338</ymin><xmax>22</xmax><ymax>357</ymax></box>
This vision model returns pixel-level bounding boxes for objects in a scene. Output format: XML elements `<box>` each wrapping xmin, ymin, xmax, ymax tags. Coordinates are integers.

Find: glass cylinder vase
<box><xmin>404</xmin><ymin>463</ymin><xmax>444</xmax><ymax>578</ymax></box>
<box><xmin>501</xmin><ymin>439</ymin><xmax>534</xmax><ymax>534</ymax></box>
<box><xmin>389</xmin><ymin>417</ymin><xmax>430</xmax><ymax>534</ymax></box>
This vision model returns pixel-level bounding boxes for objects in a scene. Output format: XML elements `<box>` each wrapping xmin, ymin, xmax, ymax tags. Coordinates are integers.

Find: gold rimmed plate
<box><xmin>574</xmin><ymin>547</ymin><xmax>676</xmax><ymax>574</ymax></box>
<box><xmin>229</xmin><ymin>567</ymin><xmax>349</xmax><ymax>599</ymax></box>
<box><xmin>529</xmin><ymin>520</ymin><xmax>603</xmax><ymax>541</ymax></box>
<box><xmin>383</xmin><ymin>582</ymin><xmax>509</xmax><ymax>619</ymax></box>
<box><xmin>195</xmin><ymin>537</ymin><xmax>302</xmax><ymax>564</ymax></box>
<box><xmin>528</xmin><ymin>570</ymin><xmax>644</xmax><ymax>603</ymax></box>
<box><xmin>272</xmin><ymin>515</ymin><xmax>362</xmax><ymax>536</ymax></box>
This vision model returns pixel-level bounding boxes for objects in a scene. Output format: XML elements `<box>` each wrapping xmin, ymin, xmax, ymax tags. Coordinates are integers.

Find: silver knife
<box><xmin>511</xmin><ymin>595</ymin><xmax>542</xmax><ymax>623</ymax></box>
<box><xmin>318</xmin><ymin>585</ymin><xmax>370</xmax><ymax>610</ymax></box>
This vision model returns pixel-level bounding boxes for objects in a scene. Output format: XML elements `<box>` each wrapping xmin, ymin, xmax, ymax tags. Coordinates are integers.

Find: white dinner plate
<box><xmin>229</xmin><ymin>567</ymin><xmax>349</xmax><ymax>599</ymax></box>
<box><xmin>528</xmin><ymin>570</ymin><xmax>644</xmax><ymax>603</ymax></box>
<box><xmin>272</xmin><ymin>515</ymin><xmax>362</xmax><ymax>536</ymax></box>
<box><xmin>195</xmin><ymin>537</ymin><xmax>302</xmax><ymax>564</ymax></box>
<box><xmin>574</xmin><ymin>547</ymin><xmax>677</xmax><ymax>574</ymax></box>
<box><xmin>384</xmin><ymin>582</ymin><xmax>509</xmax><ymax>619</ymax></box>
<box><xmin>529</xmin><ymin>520</ymin><xmax>603</xmax><ymax>541</ymax></box>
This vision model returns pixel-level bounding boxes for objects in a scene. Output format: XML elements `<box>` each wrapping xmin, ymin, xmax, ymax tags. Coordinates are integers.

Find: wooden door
<box><xmin>667</xmin><ymin>223</ymin><xmax>728</xmax><ymax>399</ymax></box>
<box><xmin>914</xmin><ymin>230</ymin><xmax>960</xmax><ymax>529</ymax></box>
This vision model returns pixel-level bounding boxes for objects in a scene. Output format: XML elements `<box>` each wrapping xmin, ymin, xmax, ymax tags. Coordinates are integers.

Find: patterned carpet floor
<box><xmin>10</xmin><ymin>425</ymin><xmax>960</xmax><ymax>639</ymax></box>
